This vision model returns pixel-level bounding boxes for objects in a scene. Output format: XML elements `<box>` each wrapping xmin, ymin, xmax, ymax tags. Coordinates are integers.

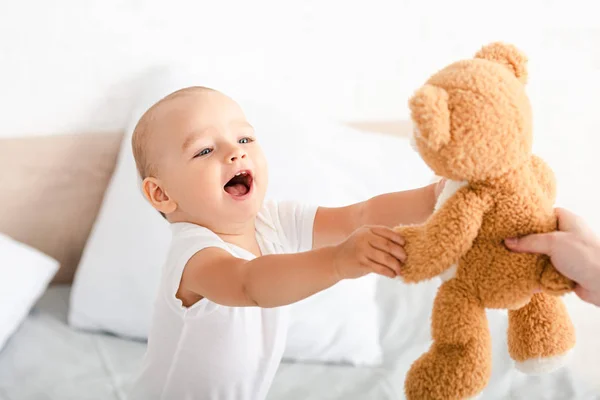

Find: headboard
<box><xmin>0</xmin><ymin>122</ymin><xmax>410</xmax><ymax>284</ymax></box>
<box><xmin>1</xmin><ymin>132</ymin><xmax>123</xmax><ymax>283</ymax></box>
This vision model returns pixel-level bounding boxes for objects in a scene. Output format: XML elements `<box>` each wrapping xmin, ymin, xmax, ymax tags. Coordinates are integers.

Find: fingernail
<box><xmin>505</xmin><ymin>238</ymin><xmax>517</xmax><ymax>245</ymax></box>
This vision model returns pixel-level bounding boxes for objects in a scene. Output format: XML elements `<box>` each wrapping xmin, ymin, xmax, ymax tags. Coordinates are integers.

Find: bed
<box><xmin>1</xmin><ymin>117</ymin><xmax>600</xmax><ymax>400</ymax></box>
<box><xmin>1</xmin><ymin>280</ymin><xmax>598</xmax><ymax>399</ymax></box>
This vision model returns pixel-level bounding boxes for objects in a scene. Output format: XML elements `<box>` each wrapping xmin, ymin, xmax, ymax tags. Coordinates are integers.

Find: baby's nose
<box><xmin>229</xmin><ymin>148</ymin><xmax>247</xmax><ymax>162</ymax></box>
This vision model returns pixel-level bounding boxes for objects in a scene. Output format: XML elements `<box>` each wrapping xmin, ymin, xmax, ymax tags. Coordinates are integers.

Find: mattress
<box><xmin>0</xmin><ymin>282</ymin><xmax>598</xmax><ymax>400</ymax></box>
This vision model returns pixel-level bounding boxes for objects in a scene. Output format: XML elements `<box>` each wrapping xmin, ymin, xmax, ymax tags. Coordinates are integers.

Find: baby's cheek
<box><xmin>254</xmin><ymin>151</ymin><xmax>269</xmax><ymax>175</ymax></box>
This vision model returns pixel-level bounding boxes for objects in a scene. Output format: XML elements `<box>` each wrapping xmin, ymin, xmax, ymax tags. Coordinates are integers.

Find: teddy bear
<box><xmin>395</xmin><ymin>42</ymin><xmax>576</xmax><ymax>400</ymax></box>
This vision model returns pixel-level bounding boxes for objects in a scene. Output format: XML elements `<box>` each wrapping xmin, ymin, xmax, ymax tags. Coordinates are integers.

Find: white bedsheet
<box><xmin>0</xmin><ymin>283</ymin><xmax>598</xmax><ymax>400</ymax></box>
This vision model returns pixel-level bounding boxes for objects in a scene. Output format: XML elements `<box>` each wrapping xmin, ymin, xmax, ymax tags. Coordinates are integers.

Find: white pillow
<box><xmin>0</xmin><ymin>233</ymin><xmax>58</xmax><ymax>351</ymax></box>
<box><xmin>68</xmin><ymin>67</ymin><xmax>433</xmax><ymax>366</ymax></box>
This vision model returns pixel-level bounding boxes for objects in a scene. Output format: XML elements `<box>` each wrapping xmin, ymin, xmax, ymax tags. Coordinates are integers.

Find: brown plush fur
<box><xmin>395</xmin><ymin>42</ymin><xmax>576</xmax><ymax>400</ymax></box>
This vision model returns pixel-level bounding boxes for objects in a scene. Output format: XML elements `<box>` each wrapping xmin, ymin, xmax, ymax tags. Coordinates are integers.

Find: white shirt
<box><xmin>128</xmin><ymin>200</ymin><xmax>318</xmax><ymax>400</ymax></box>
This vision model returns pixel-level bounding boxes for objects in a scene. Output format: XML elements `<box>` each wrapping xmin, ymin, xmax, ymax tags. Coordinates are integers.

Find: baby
<box><xmin>128</xmin><ymin>86</ymin><xmax>442</xmax><ymax>400</ymax></box>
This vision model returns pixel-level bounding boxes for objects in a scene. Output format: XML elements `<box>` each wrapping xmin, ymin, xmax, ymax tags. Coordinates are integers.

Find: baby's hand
<box><xmin>333</xmin><ymin>226</ymin><xmax>406</xmax><ymax>279</ymax></box>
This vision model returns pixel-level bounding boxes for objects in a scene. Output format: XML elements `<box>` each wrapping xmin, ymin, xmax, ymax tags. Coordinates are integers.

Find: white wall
<box><xmin>1</xmin><ymin>0</ymin><xmax>599</xmax><ymax>227</ymax></box>
<box><xmin>0</xmin><ymin>0</ymin><xmax>597</xmax><ymax>133</ymax></box>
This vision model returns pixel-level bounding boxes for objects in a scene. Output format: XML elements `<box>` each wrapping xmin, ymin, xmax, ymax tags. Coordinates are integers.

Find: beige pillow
<box><xmin>0</xmin><ymin>132</ymin><xmax>122</xmax><ymax>283</ymax></box>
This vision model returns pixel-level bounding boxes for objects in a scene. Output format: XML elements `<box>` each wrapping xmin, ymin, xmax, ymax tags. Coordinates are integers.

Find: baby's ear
<box><xmin>142</xmin><ymin>177</ymin><xmax>177</xmax><ymax>215</ymax></box>
<box><xmin>475</xmin><ymin>42</ymin><xmax>528</xmax><ymax>84</ymax></box>
<box><xmin>409</xmin><ymin>84</ymin><xmax>450</xmax><ymax>152</ymax></box>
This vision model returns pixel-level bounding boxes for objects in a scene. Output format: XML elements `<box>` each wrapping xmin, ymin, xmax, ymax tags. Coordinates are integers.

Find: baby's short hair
<box><xmin>131</xmin><ymin>86</ymin><xmax>215</xmax><ymax>219</ymax></box>
<box><xmin>131</xmin><ymin>86</ymin><xmax>215</xmax><ymax>180</ymax></box>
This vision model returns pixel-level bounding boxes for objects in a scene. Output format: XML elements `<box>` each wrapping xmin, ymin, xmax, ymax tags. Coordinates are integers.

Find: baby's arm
<box><xmin>313</xmin><ymin>182</ymin><xmax>441</xmax><ymax>248</ymax></box>
<box><xmin>179</xmin><ymin>226</ymin><xmax>405</xmax><ymax>308</ymax></box>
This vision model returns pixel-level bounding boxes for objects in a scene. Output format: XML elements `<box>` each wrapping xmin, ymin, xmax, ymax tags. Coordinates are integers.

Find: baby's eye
<box><xmin>239</xmin><ymin>137</ymin><xmax>254</xmax><ymax>144</ymax></box>
<box><xmin>194</xmin><ymin>148</ymin><xmax>212</xmax><ymax>158</ymax></box>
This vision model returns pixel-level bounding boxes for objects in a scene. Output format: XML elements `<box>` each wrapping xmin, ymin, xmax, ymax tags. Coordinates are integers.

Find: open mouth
<box><xmin>224</xmin><ymin>170</ymin><xmax>253</xmax><ymax>197</ymax></box>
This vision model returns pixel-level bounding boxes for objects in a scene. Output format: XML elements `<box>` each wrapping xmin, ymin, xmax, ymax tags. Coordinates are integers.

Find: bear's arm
<box><xmin>530</xmin><ymin>155</ymin><xmax>557</xmax><ymax>204</ymax></box>
<box><xmin>394</xmin><ymin>187</ymin><xmax>491</xmax><ymax>283</ymax></box>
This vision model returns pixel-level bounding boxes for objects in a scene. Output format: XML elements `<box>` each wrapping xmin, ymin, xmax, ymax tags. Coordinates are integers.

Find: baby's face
<box><xmin>148</xmin><ymin>90</ymin><xmax>268</xmax><ymax>229</ymax></box>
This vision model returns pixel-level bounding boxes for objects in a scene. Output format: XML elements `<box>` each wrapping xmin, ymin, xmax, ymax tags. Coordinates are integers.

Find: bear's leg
<box><xmin>405</xmin><ymin>279</ymin><xmax>492</xmax><ymax>400</ymax></box>
<box><xmin>508</xmin><ymin>292</ymin><xmax>575</xmax><ymax>374</ymax></box>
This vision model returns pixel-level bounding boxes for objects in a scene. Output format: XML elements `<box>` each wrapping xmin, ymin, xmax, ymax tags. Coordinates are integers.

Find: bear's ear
<box><xmin>409</xmin><ymin>84</ymin><xmax>450</xmax><ymax>152</ymax></box>
<box><xmin>475</xmin><ymin>42</ymin><xmax>528</xmax><ymax>84</ymax></box>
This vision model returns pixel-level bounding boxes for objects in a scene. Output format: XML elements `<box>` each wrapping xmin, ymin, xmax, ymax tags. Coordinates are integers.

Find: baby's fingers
<box><xmin>367</xmin><ymin>248</ymin><xmax>402</xmax><ymax>276</ymax></box>
<box><xmin>370</xmin><ymin>226</ymin><xmax>405</xmax><ymax>246</ymax></box>
<box><xmin>367</xmin><ymin>260</ymin><xmax>397</xmax><ymax>279</ymax></box>
<box><xmin>370</xmin><ymin>235</ymin><xmax>406</xmax><ymax>262</ymax></box>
